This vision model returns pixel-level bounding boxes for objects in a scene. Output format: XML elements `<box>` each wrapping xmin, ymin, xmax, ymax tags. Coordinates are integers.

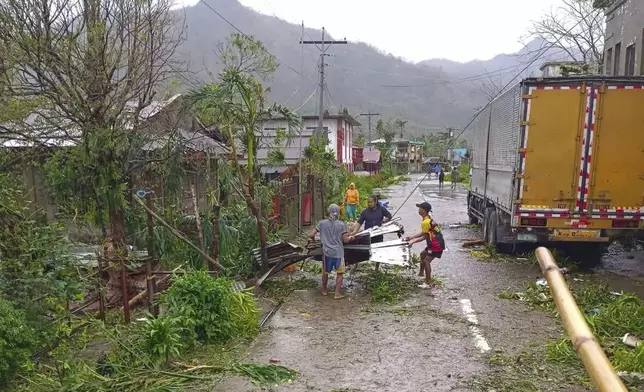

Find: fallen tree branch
<box><xmin>133</xmin><ymin>195</ymin><xmax>226</xmax><ymax>272</ymax></box>
<box><xmin>123</xmin><ymin>274</ymin><xmax>173</xmax><ymax>309</ymax></box>
<box><xmin>462</xmin><ymin>239</ymin><xmax>485</xmax><ymax>248</ymax></box>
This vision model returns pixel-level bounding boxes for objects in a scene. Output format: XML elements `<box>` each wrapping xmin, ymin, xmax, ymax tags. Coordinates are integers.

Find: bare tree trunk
<box><xmin>108</xmin><ymin>201</ymin><xmax>127</xmax><ymax>251</ymax></box>
<box><xmin>226</xmin><ymin>126</ymin><xmax>269</xmax><ymax>273</ymax></box>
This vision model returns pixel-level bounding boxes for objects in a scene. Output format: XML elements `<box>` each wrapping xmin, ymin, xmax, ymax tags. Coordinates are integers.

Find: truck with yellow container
<box><xmin>467</xmin><ymin>76</ymin><xmax>644</xmax><ymax>261</ymax></box>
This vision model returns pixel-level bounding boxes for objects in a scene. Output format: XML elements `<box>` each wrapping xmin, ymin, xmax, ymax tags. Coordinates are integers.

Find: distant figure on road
<box><xmin>433</xmin><ymin>164</ymin><xmax>440</xmax><ymax>179</ymax></box>
<box><xmin>438</xmin><ymin>168</ymin><xmax>445</xmax><ymax>189</ymax></box>
<box><xmin>451</xmin><ymin>167</ymin><xmax>459</xmax><ymax>190</ymax></box>
<box><xmin>344</xmin><ymin>182</ymin><xmax>359</xmax><ymax>221</ymax></box>
<box><xmin>406</xmin><ymin>202</ymin><xmax>445</xmax><ymax>289</ymax></box>
<box><xmin>350</xmin><ymin>194</ymin><xmax>392</xmax><ymax>273</ymax></box>
<box><xmin>309</xmin><ymin>204</ymin><xmax>355</xmax><ymax>299</ymax></box>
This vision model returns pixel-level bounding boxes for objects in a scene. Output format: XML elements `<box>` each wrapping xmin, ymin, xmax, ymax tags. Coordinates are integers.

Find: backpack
<box><xmin>430</xmin><ymin>220</ymin><xmax>446</xmax><ymax>250</ymax></box>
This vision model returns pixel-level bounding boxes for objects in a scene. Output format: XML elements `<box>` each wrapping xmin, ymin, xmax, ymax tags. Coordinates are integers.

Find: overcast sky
<box><xmin>180</xmin><ymin>0</ymin><xmax>563</xmax><ymax>63</ymax></box>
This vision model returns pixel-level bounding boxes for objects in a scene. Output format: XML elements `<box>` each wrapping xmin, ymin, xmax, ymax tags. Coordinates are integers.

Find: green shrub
<box><xmin>162</xmin><ymin>271</ymin><xmax>260</xmax><ymax>344</ymax></box>
<box><xmin>0</xmin><ymin>296</ymin><xmax>38</xmax><ymax>387</ymax></box>
<box><xmin>141</xmin><ymin>317</ymin><xmax>183</xmax><ymax>367</ymax></box>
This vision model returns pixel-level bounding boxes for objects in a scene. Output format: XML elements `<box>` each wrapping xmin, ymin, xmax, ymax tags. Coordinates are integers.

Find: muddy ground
<box><xmin>214</xmin><ymin>175</ymin><xmax>644</xmax><ymax>392</ymax></box>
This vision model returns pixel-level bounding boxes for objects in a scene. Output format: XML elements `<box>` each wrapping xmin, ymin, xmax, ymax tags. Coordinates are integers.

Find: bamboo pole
<box><xmin>132</xmin><ymin>195</ymin><xmax>226</xmax><ymax>272</ymax></box>
<box><xmin>535</xmin><ymin>247</ymin><xmax>627</xmax><ymax>392</ymax></box>
<box><xmin>145</xmin><ymin>193</ymin><xmax>158</xmax><ymax>317</ymax></box>
<box><xmin>190</xmin><ymin>183</ymin><xmax>208</xmax><ymax>269</ymax></box>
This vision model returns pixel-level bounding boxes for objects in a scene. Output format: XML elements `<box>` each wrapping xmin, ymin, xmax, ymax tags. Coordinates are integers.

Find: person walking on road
<box><xmin>309</xmin><ymin>204</ymin><xmax>355</xmax><ymax>299</ymax></box>
<box><xmin>451</xmin><ymin>167</ymin><xmax>459</xmax><ymax>190</ymax></box>
<box><xmin>350</xmin><ymin>195</ymin><xmax>392</xmax><ymax>273</ymax></box>
<box><xmin>344</xmin><ymin>182</ymin><xmax>359</xmax><ymax>221</ymax></box>
<box><xmin>438</xmin><ymin>168</ymin><xmax>445</xmax><ymax>190</ymax></box>
<box><xmin>406</xmin><ymin>202</ymin><xmax>445</xmax><ymax>289</ymax></box>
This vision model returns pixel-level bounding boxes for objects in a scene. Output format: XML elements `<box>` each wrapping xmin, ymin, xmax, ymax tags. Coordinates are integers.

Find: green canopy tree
<box><xmin>190</xmin><ymin>34</ymin><xmax>299</xmax><ymax>272</ymax></box>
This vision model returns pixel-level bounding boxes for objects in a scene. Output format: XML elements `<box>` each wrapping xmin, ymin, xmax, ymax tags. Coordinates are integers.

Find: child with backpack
<box><xmin>406</xmin><ymin>202</ymin><xmax>445</xmax><ymax>289</ymax></box>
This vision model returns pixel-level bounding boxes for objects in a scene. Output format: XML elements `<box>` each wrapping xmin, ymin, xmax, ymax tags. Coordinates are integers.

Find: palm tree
<box><xmin>190</xmin><ymin>35</ymin><xmax>300</xmax><ymax>273</ymax></box>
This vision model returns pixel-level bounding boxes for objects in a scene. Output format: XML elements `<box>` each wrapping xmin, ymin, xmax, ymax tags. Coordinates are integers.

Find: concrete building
<box><xmin>603</xmin><ymin>0</ymin><xmax>644</xmax><ymax>76</ymax></box>
<box><xmin>253</xmin><ymin>113</ymin><xmax>360</xmax><ymax>176</ymax></box>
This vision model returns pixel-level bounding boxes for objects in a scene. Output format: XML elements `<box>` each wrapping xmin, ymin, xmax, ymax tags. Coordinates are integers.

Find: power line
<box><xmin>260</xmin><ymin>0</ymin><xmax>322</xmax><ymax>52</ymax></box>
<box><xmin>324</xmin><ymin>83</ymin><xmax>339</xmax><ymax>111</ymax></box>
<box><xmin>294</xmin><ymin>85</ymin><xmax>318</xmax><ymax>111</ymax></box>
<box><xmin>391</xmin><ymin>15</ymin><xmax>597</xmax><ymax>217</ymax></box>
<box><xmin>200</xmin><ymin>0</ymin><xmax>307</xmax><ymax>79</ymax></box>
<box><xmin>377</xmin><ymin>48</ymin><xmax>572</xmax><ymax>88</ymax></box>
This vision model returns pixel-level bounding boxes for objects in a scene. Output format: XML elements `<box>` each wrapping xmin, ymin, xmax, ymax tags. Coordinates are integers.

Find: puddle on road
<box><xmin>215</xmin><ymin>287</ymin><xmax>483</xmax><ymax>392</ymax></box>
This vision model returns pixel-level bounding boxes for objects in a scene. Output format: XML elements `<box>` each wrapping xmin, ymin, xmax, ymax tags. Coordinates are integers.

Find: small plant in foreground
<box><xmin>359</xmin><ymin>271</ymin><xmax>417</xmax><ymax>304</ymax></box>
<box><xmin>142</xmin><ymin>316</ymin><xmax>183</xmax><ymax>367</ymax></box>
<box><xmin>501</xmin><ymin>275</ymin><xmax>644</xmax><ymax>388</ymax></box>
<box><xmin>262</xmin><ymin>278</ymin><xmax>318</xmax><ymax>299</ymax></box>
<box><xmin>0</xmin><ymin>297</ymin><xmax>38</xmax><ymax>387</ymax></box>
<box><xmin>232</xmin><ymin>363</ymin><xmax>298</xmax><ymax>386</ymax></box>
<box><xmin>163</xmin><ymin>271</ymin><xmax>260</xmax><ymax>344</ymax></box>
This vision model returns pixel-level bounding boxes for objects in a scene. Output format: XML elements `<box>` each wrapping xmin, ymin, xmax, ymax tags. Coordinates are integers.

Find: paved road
<box><xmin>214</xmin><ymin>175</ymin><xmax>644</xmax><ymax>392</ymax></box>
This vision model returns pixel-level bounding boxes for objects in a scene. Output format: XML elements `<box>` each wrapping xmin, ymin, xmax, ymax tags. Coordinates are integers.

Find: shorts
<box><xmin>345</xmin><ymin>204</ymin><xmax>358</xmax><ymax>219</ymax></box>
<box><xmin>421</xmin><ymin>249</ymin><xmax>443</xmax><ymax>259</ymax></box>
<box><xmin>323</xmin><ymin>257</ymin><xmax>345</xmax><ymax>274</ymax></box>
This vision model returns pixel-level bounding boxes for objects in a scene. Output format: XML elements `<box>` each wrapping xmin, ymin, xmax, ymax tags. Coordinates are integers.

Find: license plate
<box><xmin>517</xmin><ymin>233</ymin><xmax>538</xmax><ymax>242</ymax></box>
<box><xmin>553</xmin><ymin>229</ymin><xmax>600</xmax><ymax>238</ymax></box>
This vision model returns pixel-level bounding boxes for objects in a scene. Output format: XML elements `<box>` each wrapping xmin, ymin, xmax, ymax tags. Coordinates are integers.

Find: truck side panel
<box><xmin>590</xmin><ymin>85</ymin><xmax>644</xmax><ymax>217</ymax></box>
<box><xmin>520</xmin><ymin>87</ymin><xmax>586</xmax><ymax>213</ymax></box>
<box><xmin>470</xmin><ymin>105</ymin><xmax>490</xmax><ymax>197</ymax></box>
<box><xmin>485</xmin><ymin>83</ymin><xmax>522</xmax><ymax>212</ymax></box>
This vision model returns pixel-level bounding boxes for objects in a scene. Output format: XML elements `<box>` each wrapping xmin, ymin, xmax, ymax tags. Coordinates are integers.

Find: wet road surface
<box><xmin>214</xmin><ymin>174</ymin><xmax>644</xmax><ymax>391</ymax></box>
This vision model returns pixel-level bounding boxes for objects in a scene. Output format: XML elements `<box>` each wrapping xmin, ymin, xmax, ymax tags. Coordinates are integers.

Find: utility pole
<box><xmin>301</xmin><ymin>27</ymin><xmax>347</xmax><ymax>141</ymax></box>
<box><xmin>446</xmin><ymin>126</ymin><xmax>457</xmax><ymax>165</ymax></box>
<box><xmin>359</xmin><ymin>110</ymin><xmax>380</xmax><ymax>145</ymax></box>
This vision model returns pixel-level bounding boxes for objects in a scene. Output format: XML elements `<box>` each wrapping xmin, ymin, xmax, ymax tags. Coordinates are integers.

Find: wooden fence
<box><xmin>272</xmin><ymin>175</ymin><xmax>324</xmax><ymax>237</ymax></box>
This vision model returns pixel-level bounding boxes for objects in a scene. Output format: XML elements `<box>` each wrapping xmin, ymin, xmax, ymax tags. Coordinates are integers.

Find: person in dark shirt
<box><xmin>350</xmin><ymin>195</ymin><xmax>392</xmax><ymax>272</ymax></box>
<box><xmin>438</xmin><ymin>168</ymin><xmax>445</xmax><ymax>190</ymax></box>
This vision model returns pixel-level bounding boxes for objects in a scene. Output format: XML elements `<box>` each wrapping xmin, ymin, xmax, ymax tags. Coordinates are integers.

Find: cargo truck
<box><xmin>467</xmin><ymin>76</ymin><xmax>644</xmax><ymax>261</ymax></box>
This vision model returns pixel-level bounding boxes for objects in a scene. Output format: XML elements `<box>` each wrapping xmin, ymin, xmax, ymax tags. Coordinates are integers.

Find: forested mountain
<box><xmin>179</xmin><ymin>0</ymin><xmax>560</xmax><ymax>136</ymax></box>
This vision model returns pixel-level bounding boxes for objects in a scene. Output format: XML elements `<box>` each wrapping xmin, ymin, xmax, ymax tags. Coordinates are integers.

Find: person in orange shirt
<box><xmin>344</xmin><ymin>182</ymin><xmax>359</xmax><ymax>221</ymax></box>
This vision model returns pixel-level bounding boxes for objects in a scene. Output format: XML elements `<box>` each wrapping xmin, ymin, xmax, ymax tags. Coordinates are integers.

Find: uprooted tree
<box><xmin>190</xmin><ymin>34</ymin><xmax>300</xmax><ymax>273</ymax></box>
<box><xmin>0</xmin><ymin>0</ymin><xmax>186</xmax><ymax>251</ymax></box>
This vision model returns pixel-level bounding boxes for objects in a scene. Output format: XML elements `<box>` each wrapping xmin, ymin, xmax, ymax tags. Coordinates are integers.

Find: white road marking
<box><xmin>459</xmin><ymin>299</ymin><xmax>491</xmax><ymax>353</ymax></box>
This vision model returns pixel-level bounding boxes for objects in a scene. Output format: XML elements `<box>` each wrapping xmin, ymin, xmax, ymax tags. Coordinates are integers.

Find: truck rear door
<box><xmin>519</xmin><ymin>85</ymin><xmax>586</xmax><ymax>214</ymax></box>
<box><xmin>589</xmin><ymin>83</ymin><xmax>644</xmax><ymax>223</ymax></box>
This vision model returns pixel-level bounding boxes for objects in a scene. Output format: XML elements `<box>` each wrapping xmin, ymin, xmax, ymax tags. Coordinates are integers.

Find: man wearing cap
<box><xmin>309</xmin><ymin>204</ymin><xmax>355</xmax><ymax>299</ymax></box>
<box><xmin>406</xmin><ymin>202</ymin><xmax>445</xmax><ymax>289</ymax></box>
